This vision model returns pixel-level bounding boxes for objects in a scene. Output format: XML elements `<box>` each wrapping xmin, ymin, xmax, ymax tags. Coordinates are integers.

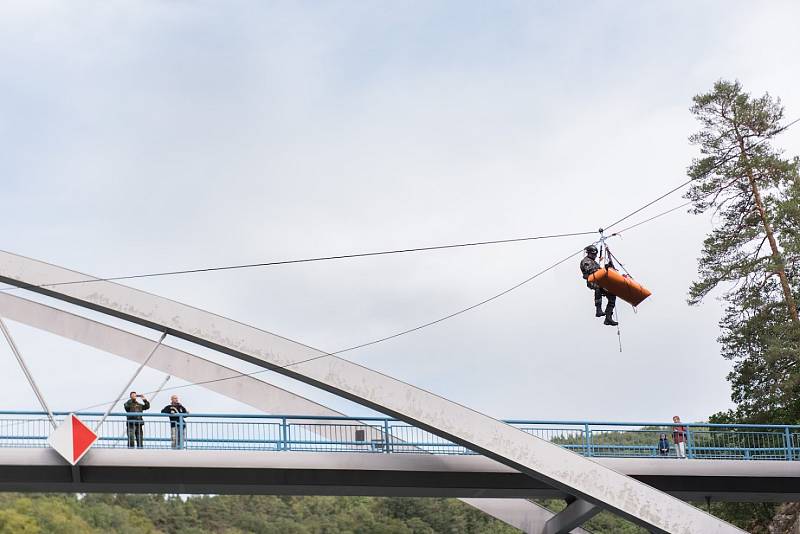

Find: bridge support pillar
<box><xmin>462</xmin><ymin>498</ymin><xmax>591</xmax><ymax>534</ymax></box>
<box><xmin>542</xmin><ymin>499</ymin><xmax>599</xmax><ymax>534</ymax></box>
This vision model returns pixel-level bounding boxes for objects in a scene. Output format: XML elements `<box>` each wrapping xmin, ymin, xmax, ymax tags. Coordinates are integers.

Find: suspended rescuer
<box><xmin>579</xmin><ymin>245</ymin><xmax>618</xmax><ymax>326</ymax></box>
<box><xmin>123</xmin><ymin>391</ymin><xmax>150</xmax><ymax>448</ymax></box>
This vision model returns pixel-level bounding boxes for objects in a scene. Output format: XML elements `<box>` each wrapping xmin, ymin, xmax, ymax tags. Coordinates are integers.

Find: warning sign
<box><xmin>48</xmin><ymin>414</ymin><xmax>98</xmax><ymax>465</ymax></box>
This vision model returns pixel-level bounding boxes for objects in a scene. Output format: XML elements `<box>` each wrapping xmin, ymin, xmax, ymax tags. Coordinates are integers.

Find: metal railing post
<box><xmin>280</xmin><ymin>417</ymin><xmax>288</xmax><ymax>451</ymax></box>
<box><xmin>180</xmin><ymin>414</ymin><xmax>186</xmax><ymax>450</ymax></box>
<box><xmin>583</xmin><ymin>424</ymin><xmax>590</xmax><ymax>456</ymax></box>
<box><xmin>686</xmin><ymin>425</ymin><xmax>694</xmax><ymax>459</ymax></box>
<box><xmin>785</xmin><ymin>426</ymin><xmax>793</xmax><ymax>461</ymax></box>
<box><xmin>587</xmin><ymin>426</ymin><xmax>593</xmax><ymax>457</ymax></box>
<box><xmin>383</xmin><ymin>419</ymin><xmax>391</xmax><ymax>453</ymax></box>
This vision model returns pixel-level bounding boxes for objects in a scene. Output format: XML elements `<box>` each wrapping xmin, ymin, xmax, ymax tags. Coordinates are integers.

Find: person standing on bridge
<box><xmin>672</xmin><ymin>416</ymin><xmax>687</xmax><ymax>458</ymax></box>
<box><xmin>658</xmin><ymin>433</ymin><xmax>670</xmax><ymax>456</ymax></box>
<box><xmin>579</xmin><ymin>245</ymin><xmax>618</xmax><ymax>326</ymax></box>
<box><xmin>161</xmin><ymin>395</ymin><xmax>189</xmax><ymax>449</ymax></box>
<box><xmin>124</xmin><ymin>391</ymin><xmax>150</xmax><ymax>448</ymax></box>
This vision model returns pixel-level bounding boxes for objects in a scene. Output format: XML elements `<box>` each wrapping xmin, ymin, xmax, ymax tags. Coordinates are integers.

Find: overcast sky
<box><xmin>1</xmin><ymin>1</ymin><xmax>799</xmax><ymax>425</ymax></box>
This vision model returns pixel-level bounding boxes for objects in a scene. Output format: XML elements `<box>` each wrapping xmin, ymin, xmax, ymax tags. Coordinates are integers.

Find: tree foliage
<box><xmin>686</xmin><ymin>79</ymin><xmax>800</xmax><ymax>423</ymax></box>
<box><xmin>0</xmin><ymin>493</ymin><xmax>690</xmax><ymax>534</ymax></box>
<box><xmin>0</xmin><ymin>494</ymin><xmax>528</xmax><ymax>534</ymax></box>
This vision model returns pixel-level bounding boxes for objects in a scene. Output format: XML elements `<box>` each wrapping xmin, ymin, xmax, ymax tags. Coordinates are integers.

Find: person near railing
<box><xmin>672</xmin><ymin>416</ymin><xmax>687</xmax><ymax>458</ymax></box>
<box><xmin>658</xmin><ymin>433</ymin><xmax>670</xmax><ymax>456</ymax></box>
<box><xmin>123</xmin><ymin>391</ymin><xmax>150</xmax><ymax>448</ymax></box>
<box><xmin>161</xmin><ymin>395</ymin><xmax>189</xmax><ymax>449</ymax></box>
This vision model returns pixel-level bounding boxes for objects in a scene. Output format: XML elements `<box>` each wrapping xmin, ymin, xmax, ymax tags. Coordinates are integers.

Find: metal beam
<box><xmin>543</xmin><ymin>499</ymin><xmax>599</xmax><ymax>534</ymax></box>
<box><xmin>0</xmin><ymin>291</ymin><xmax>560</xmax><ymax>531</ymax></box>
<box><xmin>0</xmin><ymin>251</ymin><xmax>745</xmax><ymax>533</ymax></box>
<box><xmin>1</xmin><ymin>449</ymin><xmax>798</xmax><ymax>502</ymax></box>
<box><xmin>0</xmin><ymin>317</ymin><xmax>56</xmax><ymax>428</ymax></box>
<box><xmin>462</xmin><ymin>499</ymin><xmax>591</xmax><ymax>534</ymax></box>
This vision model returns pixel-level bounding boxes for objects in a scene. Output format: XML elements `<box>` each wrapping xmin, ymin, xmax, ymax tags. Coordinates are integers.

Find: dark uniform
<box><xmin>161</xmin><ymin>402</ymin><xmax>189</xmax><ymax>449</ymax></box>
<box><xmin>579</xmin><ymin>247</ymin><xmax>618</xmax><ymax>326</ymax></box>
<box><xmin>124</xmin><ymin>397</ymin><xmax>150</xmax><ymax>448</ymax></box>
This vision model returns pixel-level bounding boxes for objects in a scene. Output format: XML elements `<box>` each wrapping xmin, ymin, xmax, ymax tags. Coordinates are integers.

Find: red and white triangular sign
<box><xmin>47</xmin><ymin>414</ymin><xmax>98</xmax><ymax>465</ymax></box>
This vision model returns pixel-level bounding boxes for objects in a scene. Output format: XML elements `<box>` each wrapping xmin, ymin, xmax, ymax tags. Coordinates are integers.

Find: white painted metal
<box><xmin>95</xmin><ymin>331</ymin><xmax>167</xmax><ymax>432</ymax></box>
<box><xmin>148</xmin><ymin>375</ymin><xmax>172</xmax><ymax>406</ymax></box>
<box><xmin>0</xmin><ymin>251</ymin><xmax>745</xmax><ymax>533</ymax></box>
<box><xmin>543</xmin><ymin>500</ymin><xmax>599</xmax><ymax>534</ymax></box>
<box><xmin>0</xmin><ymin>292</ymin><xmax>374</xmax><ymax>424</ymax></box>
<box><xmin>46</xmin><ymin>415</ymin><xmax>76</xmax><ymax>463</ymax></box>
<box><xmin>0</xmin><ymin>292</ymin><xmax>560</xmax><ymax>530</ymax></box>
<box><xmin>0</xmin><ymin>317</ymin><xmax>56</xmax><ymax>428</ymax></box>
<box><xmin>461</xmin><ymin>499</ymin><xmax>591</xmax><ymax>534</ymax></box>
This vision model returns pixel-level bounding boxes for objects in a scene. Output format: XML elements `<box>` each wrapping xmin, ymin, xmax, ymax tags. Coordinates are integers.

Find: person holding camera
<box><xmin>123</xmin><ymin>391</ymin><xmax>150</xmax><ymax>448</ymax></box>
<box><xmin>161</xmin><ymin>395</ymin><xmax>189</xmax><ymax>449</ymax></box>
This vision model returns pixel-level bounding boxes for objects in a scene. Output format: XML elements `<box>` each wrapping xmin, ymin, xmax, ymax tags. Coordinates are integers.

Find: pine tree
<box><xmin>686</xmin><ymin>80</ymin><xmax>800</xmax><ymax>422</ymax></box>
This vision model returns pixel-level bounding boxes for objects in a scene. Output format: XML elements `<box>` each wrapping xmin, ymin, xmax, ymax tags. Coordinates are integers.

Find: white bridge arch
<box><xmin>0</xmin><ymin>250</ymin><xmax>744</xmax><ymax>533</ymax></box>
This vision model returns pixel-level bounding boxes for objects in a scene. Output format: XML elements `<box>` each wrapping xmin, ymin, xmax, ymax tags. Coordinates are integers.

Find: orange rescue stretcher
<box><xmin>587</xmin><ymin>268</ymin><xmax>652</xmax><ymax>307</ymax></box>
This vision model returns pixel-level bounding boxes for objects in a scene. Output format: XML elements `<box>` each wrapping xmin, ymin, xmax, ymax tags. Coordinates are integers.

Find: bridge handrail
<box><xmin>0</xmin><ymin>411</ymin><xmax>797</xmax><ymax>460</ymax></box>
<box><xmin>0</xmin><ymin>411</ymin><xmax>796</xmax><ymax>429</ymax></box>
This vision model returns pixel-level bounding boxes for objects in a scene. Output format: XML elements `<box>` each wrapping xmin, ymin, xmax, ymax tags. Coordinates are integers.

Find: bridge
<box><xmin>0</xmin><ymin>248</ymin><xmax>778</xmax><ymax>533</ymax></box>
<box><xmin>1</xmin><ymin>412</ymin><xmax>799</xmax><ymax>504</ymax></box>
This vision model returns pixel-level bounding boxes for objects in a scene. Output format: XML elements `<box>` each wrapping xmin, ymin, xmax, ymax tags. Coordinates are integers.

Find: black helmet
<box><xmin>585</xmin><ymin>245</ymin><xmax>598</xmax><ymax>255</ymax></box>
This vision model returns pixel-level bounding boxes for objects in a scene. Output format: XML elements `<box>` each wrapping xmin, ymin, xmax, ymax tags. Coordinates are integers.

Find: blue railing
<box><xmin>0</xmin><ymin>411</ymin><xmax>797</xmax><ymax>460</ymax></box>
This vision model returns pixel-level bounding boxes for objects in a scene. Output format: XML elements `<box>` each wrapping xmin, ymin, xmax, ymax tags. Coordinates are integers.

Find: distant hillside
<box><xmin>0</xmin><ymin>494</ymin><xmax>653</xmax><ymax>534</ymax></box>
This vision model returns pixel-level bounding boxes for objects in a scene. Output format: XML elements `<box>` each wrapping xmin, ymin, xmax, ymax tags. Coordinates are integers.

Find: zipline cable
<box><xmin>7</xmin><ymin>117</ymin><xmax>792</xmax><ymax>419</ymax></box>
<box><xmin>0</xmin><ymin>230</ymin><xmax>596</xmax><ymax>292</ymax></box>
<box><xmin>603</xmin><ymin>116</ymin><xmax>800</xmax><ymax>232</ymax></box>
<box><xmin>68</xmin><ymin>246</ymin><xmax>587</xmax><ymax>412</ymax></box>
<box><xmin>1</xmin><ymin>118</ymin><xmax>796</xmax><ymax>296</ymax></box>
<box><xmin>72</xmin><ymin>195</ymin><xmax>695</xmax><ymax>410</ymax></box>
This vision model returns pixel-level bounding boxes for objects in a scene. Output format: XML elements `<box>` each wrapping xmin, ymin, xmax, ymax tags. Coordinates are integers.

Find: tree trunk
<box><xmin>735</xmin><ymin>132</ymin><xmax>800</xmax><ymax>325</ymax></box>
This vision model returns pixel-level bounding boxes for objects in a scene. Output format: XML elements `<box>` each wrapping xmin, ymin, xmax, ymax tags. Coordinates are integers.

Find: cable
<box><xmin>67</xmin><ymin>186</ymin><xmax>700</xmax><ymax>409</ymax></box>
<box><xmin>611</xmin><ymin>201</ymin><xmax>692</xmax><ymax>235</ymax></box>
<box><xmin>0</xmin><ymin>230</ymin><xmax>596</xmax><ymax>293</ymax></box>
<box><xmin>2</xmin><ymin>117</ymin><xmax>797</xmax><ymax>297</ymax></box>
<box><xmin>4</xmin><ymin>198</ymin><xmax>701</xmax><ymax>413</ymax></box>
<box><xmin>603</xmin><ymin>179</ymin><xmax>693</xmax><ymax>232</ymax></box>
<box><xmin>67</xmin><ymin>247</ymin><xmax>586</xmax><ymax>411</ymax></box>
<box><xmin>603</xmin><ymin>116</ymin><xmax>800</xmax><ymax>232</ymax></box>
<box><xmin>16</xmin><ymin>119</ymin><xmax>800</xmax><ymax>409</ymax></box>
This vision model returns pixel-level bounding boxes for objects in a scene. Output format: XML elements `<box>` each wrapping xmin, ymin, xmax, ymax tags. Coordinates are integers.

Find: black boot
<box><xmin>595</xmin><ymin>304</ymin><xmax>604</xmax><ymax>317</ymax></box>
<box><xmin>604</xmin><ymin>312</ymin><xmax>618</xmax><ymax>326</ymax></box>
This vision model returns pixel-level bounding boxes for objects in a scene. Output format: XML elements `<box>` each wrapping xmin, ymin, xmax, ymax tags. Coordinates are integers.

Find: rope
<box><xmin>606</xmin><ymin>248</ymin><xmax>633</xmax><ymax>278</ymax></box>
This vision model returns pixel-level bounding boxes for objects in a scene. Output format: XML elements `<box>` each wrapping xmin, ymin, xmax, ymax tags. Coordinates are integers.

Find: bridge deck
<box><xmin>0</xmin><ymin>448</ymin><xmax>797</xmax><ymax>501</ymax></box>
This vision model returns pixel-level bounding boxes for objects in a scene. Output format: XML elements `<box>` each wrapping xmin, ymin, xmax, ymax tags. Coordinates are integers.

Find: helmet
<box><xmin>585</xmin><ymin>245</ymin><xmax>598</xmax><ymax>255</ymax></box>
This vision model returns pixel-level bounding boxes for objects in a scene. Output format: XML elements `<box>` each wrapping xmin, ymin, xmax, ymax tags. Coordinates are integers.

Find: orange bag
<box><xmin>587</xmin><ymin>268</ymin><xmax>652</xmax><ymax>307</ymax></box>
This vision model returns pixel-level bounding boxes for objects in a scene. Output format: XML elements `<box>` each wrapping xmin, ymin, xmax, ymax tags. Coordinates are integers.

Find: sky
<box><xmin>1</xmin><ymin>1</ymin><xmax>799</xmax><ymax>425</ymax></box>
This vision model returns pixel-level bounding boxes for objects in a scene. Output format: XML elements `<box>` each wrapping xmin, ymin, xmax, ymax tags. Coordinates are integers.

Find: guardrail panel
<box><xmin>0</xmin><ymin>412</ymin><xmax>796</xmax><ymax>460</ymax></box>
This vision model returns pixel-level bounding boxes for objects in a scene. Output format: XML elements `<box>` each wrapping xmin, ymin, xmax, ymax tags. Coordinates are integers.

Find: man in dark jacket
<box><xmin>123</xmin><ymin>391</ymin><xmax>150</xmax><ymax>448</ymax></box>
<box><xmin>579</xmin><ymin>244</ymin><xmax>618</xmax><ymax>326</ymax></box>
<box><xmin>161</xmin><ymin>395</ymin><xmax>189</xmax><ymax>449</ymax></box>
